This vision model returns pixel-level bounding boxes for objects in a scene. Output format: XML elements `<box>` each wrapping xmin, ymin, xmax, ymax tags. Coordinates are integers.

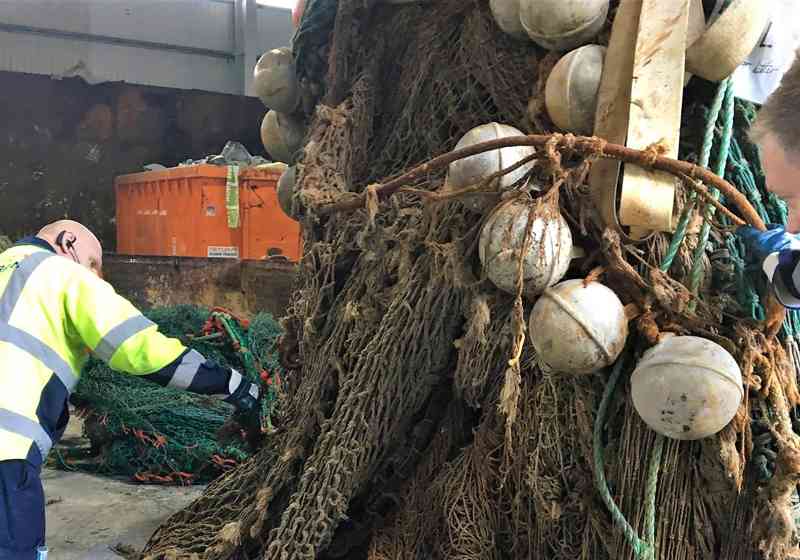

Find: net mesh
<box><xmin>138</xmin><ymin>1</ymin><xmax>800</xmax><ymax>559</ymax></box>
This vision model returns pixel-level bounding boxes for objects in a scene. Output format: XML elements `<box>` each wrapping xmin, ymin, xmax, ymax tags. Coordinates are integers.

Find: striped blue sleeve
<box><xmin>141</xmin><ymin>349</ymin><xmax>241</xmax><ymax>397</ymax></box>
<box><xmin>764</xmin><ymin>249</ymin><xmax>800</xmax><ymax>309</ymax></box>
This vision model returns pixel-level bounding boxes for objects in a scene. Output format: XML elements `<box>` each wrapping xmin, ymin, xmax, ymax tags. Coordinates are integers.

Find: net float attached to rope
<box><xmin>545</xmin><ymin>44</ymin><xmax>606</xmax><ymax>135</ymax></box>
<box><xmin>478</xmin><ymin>198</ymin><xmax>572</xmax><ymax>298</ymax></box>
<box><xmin>278</xmin><ymin>165</ymin><xmax>297</xmax><ymax>220</ymax></box>
<box><xmin>447</xmin><ymin>123</ymin><xmax>537</xmax><ymax>212</ymax></box>
<box><xmin>686</xmin><ymin>0</ymin><xmax>770</xmax><ymax>82</ymax></box>
<box><xmin>631</xmin><ymin>335</ymin><xmax>743</xmax><ymax>441</ymax></box>
<box><xmin>529</xmin><ymin>279</ymin><xmax>627</xmax><ymax>374</ymax></box>
<box><xmin>519</xmin><ymin>0</ymin><xmax>609</xmax><ymax>51</ymax></box>
<box><xmin>254</xmin><ymin>47</ymin><xmax>300</xmax><ymax>115</ymax></box>
<box><xmin>261</xmin><ymin>110</ymin><xmax>305</xmax><ymax>164</ymax></box>
<box><xmin>490</xmin><ymin>0</ymin><xmax>528</xmax><ymax>41</ymax></box>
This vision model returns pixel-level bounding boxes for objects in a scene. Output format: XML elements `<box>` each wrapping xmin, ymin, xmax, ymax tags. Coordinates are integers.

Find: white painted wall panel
<box><xmin>0</xmin><ymin>30</ymin><xmax>239</xmax><ymax>93</ymax></box>
<box><xmin>257</xmin><ymin>5</ymin><xmax>292</xmax><ymax>54</ymax></box>
<box><xmin>0</xmin><ymin>0</ymin><xmax>235</xmax><ymax>52</ymax></box>
<box><xmin>0</xmin><ymin>0</ymin><xmax>293</xmax><ymax>94</ymax></box>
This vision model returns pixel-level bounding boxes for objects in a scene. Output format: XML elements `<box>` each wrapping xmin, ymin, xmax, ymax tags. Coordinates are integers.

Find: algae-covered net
<box><xmin>60</xmin><ymin>305</ymin><xmax>283</xmax><ymax>484</ymax></box>
<box><xmin>141</xmin><ymin>1</ymin><xmax>800</xmax><ymax>559</ymax></box>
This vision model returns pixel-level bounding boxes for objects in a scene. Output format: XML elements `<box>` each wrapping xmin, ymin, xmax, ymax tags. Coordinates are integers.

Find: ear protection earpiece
<box><xmin>56</xmin><ymin>231</ymin><xmax>76</xmax><ymax>251</ymax></box>
<box><xmin>55</xmin><ymin>231</ymin><xmax>80</xmax><ymax>264</ymax></box>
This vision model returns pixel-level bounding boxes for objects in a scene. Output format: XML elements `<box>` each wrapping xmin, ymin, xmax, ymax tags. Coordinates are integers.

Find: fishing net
<box><xmin>140</xmin><ymin>1</ymin><xmax>800</xmax><ymax>559</ymax></box>
<box><xmin>57</xmin><ymin>304</ymin><xmax>283</xmax><ymax>484</ymax></box>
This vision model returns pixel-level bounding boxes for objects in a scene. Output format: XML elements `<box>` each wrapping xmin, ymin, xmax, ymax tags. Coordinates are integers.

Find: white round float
<box><xmin>545</xmin><ymin>45</ymin><xmax>606</xmax><ymax>135</ymax></box>
<box><xmin>490</xmin><ymin>0</ymin><xmax>528</xmax><ymax>41</ymax></box>
<box><xmin>519</xmin><ymin>0</ymin><xmax>609</xmax><ymax>51</ymax></box>
<box><xmin>277</xmin><ymin>166</ymin><xmax>297</xmax><ymax>220</ymax></box>
<box><xmin>631</xmin><ymin>335</ymin><xmax>743</xmax><ymax>441</ymax></box>
<box><xmin>261</xmin><ymin>110</ymin><xmax>305</xmax><ymax>164</ymax></box>
<box><xmin>447</xmin><ymin>123</ymin><xmax>537</xmax><ymax>211</ymax></box>
<box><xmin>529</xmin><ymin>279</ymin><xmax>628</xmax><ymax>374</ymax></box>
<box><xmin>479</xmin><ymin>199</ymin><xmax>572</xmax><ymax>298</ymax></box>
<box><xmin>254</xmin><ymin>47</ymin><xmax>299</xmax><ymax>115</ymax></box>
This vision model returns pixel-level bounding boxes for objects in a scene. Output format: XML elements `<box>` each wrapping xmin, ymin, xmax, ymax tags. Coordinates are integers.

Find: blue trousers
<box><xmin>0</xmin><ymin>460</ymin><xmax>45</xmax><ymax>559</ymax></box>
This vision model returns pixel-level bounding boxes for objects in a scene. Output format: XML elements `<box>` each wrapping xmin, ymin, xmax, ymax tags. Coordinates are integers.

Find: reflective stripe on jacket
<box><xmin>0</xmin><ymin>243</ymin><xmax>186</xmax><ymax>464</ymax></box>
<box><xmin>763</xmin><ymin>250</ymin><xmax>800</xmax><ymax>309</ymax></box>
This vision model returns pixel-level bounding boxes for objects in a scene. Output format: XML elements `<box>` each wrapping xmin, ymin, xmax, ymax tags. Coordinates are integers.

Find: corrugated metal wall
<box><xmin>0</xmin><ymin>0</ymin><xmax>292</xmax><ymax>95</ymax></box>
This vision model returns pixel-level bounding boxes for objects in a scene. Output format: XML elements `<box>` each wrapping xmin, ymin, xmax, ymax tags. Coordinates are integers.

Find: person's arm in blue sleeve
<box><xmin>738</xmin><ymin>225</ymin><xmax>800</xmax><ymax>309</ymax></box>
<box><xmin>143</xmin><ymin>350</ymin><xmax>260</xmax><ymax>411</ymax></box>
<box><xmin>62</xmin><ymin>262</ymin><xmax>260</xmax><ymax>411</ymax></box>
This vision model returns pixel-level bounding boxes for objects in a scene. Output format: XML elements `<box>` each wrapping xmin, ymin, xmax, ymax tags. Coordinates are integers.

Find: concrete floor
<box><xmin>41</xmin><ymin>418</ymin><xmax>204</xmax><ymax>559</ymax></box>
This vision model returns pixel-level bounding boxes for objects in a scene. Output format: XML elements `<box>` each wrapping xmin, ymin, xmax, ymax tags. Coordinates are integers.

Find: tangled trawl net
<box><xmin>61</xmin><ymin>305</ymin><xmax>282</xmax><ymax>484</ymax></box>
<box><xmin>143</xmin><ymin>2</ymin><xmax>800</xmax><ymax>559</ymax></box>
<box><xmin>357</xmin><ymin>0</ymin><xmax>540</xmax><ymax>184</ymax></box>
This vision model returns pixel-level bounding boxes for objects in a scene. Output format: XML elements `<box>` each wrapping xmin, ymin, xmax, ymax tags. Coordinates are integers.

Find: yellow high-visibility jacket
<box><xmin>0</xmin><ymin>238</ymin><xmax>242</xmax><ymax>465</ymax></box>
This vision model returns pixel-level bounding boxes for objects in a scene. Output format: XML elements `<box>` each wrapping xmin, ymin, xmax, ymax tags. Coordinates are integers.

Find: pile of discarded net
<box><xmin>55</xmin><ymin>304</ymin><xmax>283</xmax><ymax>485</ymax></box>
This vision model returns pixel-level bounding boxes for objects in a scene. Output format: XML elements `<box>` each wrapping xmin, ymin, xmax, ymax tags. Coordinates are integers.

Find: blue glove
<box><xmin>224</xmin><ymin>375</ymin><xmax>261</xmax><ymax>412</ymax></box>
<box><xmin>224</xmin><ymin>374</ymin><xmax>263</xmax><ymax>449</ymax></box>
<box><xmin>737</xmin><ymin>225</ymin><xmax>800</xmax><ymax>263</ymax></box>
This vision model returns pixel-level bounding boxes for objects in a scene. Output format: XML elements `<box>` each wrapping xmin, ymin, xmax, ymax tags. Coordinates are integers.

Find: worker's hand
<box><xmin>223</xmin><ymin>371</ymin><xmax>263</xmax><ymax>449</ymax></box>
<box><xmin>224</xmin><ymin>372</ymin><xmax>261</xmax><ymax>412</ymax></box>
<box><xmin>737</xmin><ymin>225</ymin><xmax>800</xmax><ymax>263</ymax></box>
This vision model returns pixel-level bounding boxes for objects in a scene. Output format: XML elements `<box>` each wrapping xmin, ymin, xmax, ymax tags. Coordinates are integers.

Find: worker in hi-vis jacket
<box><xmin>0</xmin><ymin>220</ymin><xmax>261</xmax><ymax>559</ymax></box>
<box><xmin>739</xmin><ymin>52</ymin><xmax>800</xmax><ymax>309</ymax></box>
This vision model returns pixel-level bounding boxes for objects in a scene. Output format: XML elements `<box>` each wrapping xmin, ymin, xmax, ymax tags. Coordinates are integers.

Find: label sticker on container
<box><xmin>208</xmin><ymin>246</ymin><xmax>240</xmax><ymax>259</ymax></box>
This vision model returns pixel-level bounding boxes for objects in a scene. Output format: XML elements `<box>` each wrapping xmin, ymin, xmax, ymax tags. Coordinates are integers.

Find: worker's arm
<box><xmin>739</xmin><ymin>225</ymin><xmax>800</xmax><ymax>309</ymax></box>
<box><xmin>61</xmin><ymin>264</ymin><xmax>259</xmax><ymax>410</ymax></box>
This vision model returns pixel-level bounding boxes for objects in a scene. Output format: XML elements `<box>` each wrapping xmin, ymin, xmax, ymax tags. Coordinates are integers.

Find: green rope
<box><xmin>722</xmin><ymin>99</ymin><xmax>800</xmax><ymax>339</ymax></box>
<box><xmin>213</xmin><ymin>311</ymin><xmax>280</xmax><ymax>430</ymax></box>
<box><xmin>644</xmin><ymin>434</ymin><xmax>664</xmax><ymax>553</ymax></box>
<box><xmin>597</xmin><ymin>60</ymin><xmax>800</xmax><ymax>537</ymax></box>
<box><xmin>661</xmin><ymin>79</ymin><xmax>730</xmax><ymax>272</ymax></box>
<box><xmin>594</xmin><ymin>355</ymin><xmax>656</xmax><ymax>559</ymax></box>
<box><xmin>595</xmin><ymin>80</ymin><xmax>736</xmax><ymax>559</ymax></box>
<box><xmin>688</xmin><ymin>81</ymin><xmax>736</xmax><ymax>294</ymax></box>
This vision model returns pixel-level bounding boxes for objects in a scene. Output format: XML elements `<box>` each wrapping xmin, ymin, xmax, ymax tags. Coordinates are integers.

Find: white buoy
<box><xmin>529</xmin><ymin>279</ymin><xmax>628</xmax><ymax>374</ymax></box>
<box><xmin>490</xmin><ymin>0</ymin><xmax>528</xmax><ymax>40</ymax></box>
<box><xmin>631</xmin><ymin>335</ymin><xmax>743</xmax><ymax>441</ymax></box>
<box><xmin>447</xmin><ymin>123</ymin><xmax>537</xmax><ymax>211</ymax></box>
<box><xmin>277</xmin><ymin>166</ymin><xmax>297</xmax><ymax>220</ymax></box>
<box><xmin>686</xmin><ymin>0</ymin><xmax>770</xmax><ymax>82</ymax></box>
<box><xmin>479</xmin><ymin>199</ymin><xmax>572</xmax><ymax>298</ymax></box>
<box><xmin>261</xmin><ymin>110</ymin><xmax>305</xmax><ymax>164</ymax></box>
<box><xmin>519</xmin><ymin>0</ymin><xmax>609</xmax><ymax>51</ymax></box>
<box><xmin>254</xmin><ymin>47</ymin><xmax>299</xmax><ymax>115</ymax></box>
<box><xmin>545</xmin><ymin>45</ymin><xmax>606</xmax><ymax>135</ymax></box>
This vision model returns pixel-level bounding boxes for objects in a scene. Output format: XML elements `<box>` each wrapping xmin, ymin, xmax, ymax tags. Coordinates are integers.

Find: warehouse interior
<box><xmin>4</xmin><ymin>1</ymin><xmax>800</xmax><ymax>559</ymax></box>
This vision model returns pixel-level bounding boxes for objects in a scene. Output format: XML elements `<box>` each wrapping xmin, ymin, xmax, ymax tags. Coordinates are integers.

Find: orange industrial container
<box><xmin>115</xmin><ymin>164</ymin><xmax>302</xmax><ymax>261</ymax></box>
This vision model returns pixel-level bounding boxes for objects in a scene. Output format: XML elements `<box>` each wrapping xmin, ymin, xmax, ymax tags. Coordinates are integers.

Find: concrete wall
<box><xmin>103</xmin><ymin>255</ymin><xmax>296</xmax><ymax>318</ymax></box>
<box><xmin>0</xmin><ymin>70</ymin><xmax>266</xmax><ymax>247</ymax></box>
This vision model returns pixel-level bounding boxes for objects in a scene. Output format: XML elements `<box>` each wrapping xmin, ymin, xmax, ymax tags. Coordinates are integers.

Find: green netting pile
<box><xmin>56</xmin><ymin>304</ymin><xmax>283</xmax><ymax>484</ymax></box>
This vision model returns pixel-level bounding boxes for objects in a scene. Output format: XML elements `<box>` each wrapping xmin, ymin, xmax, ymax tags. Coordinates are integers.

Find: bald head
<box><xmin>37</xmin><ymin>220</ymin><xmax>103</xmax><ymax>276</ymax></box>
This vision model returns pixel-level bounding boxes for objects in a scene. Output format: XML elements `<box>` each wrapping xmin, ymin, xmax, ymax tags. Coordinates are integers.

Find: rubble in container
<box><xmin>169</xmin><ymin>141</ymin><xmax>273</xmax><ymax>168</ymax></box>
